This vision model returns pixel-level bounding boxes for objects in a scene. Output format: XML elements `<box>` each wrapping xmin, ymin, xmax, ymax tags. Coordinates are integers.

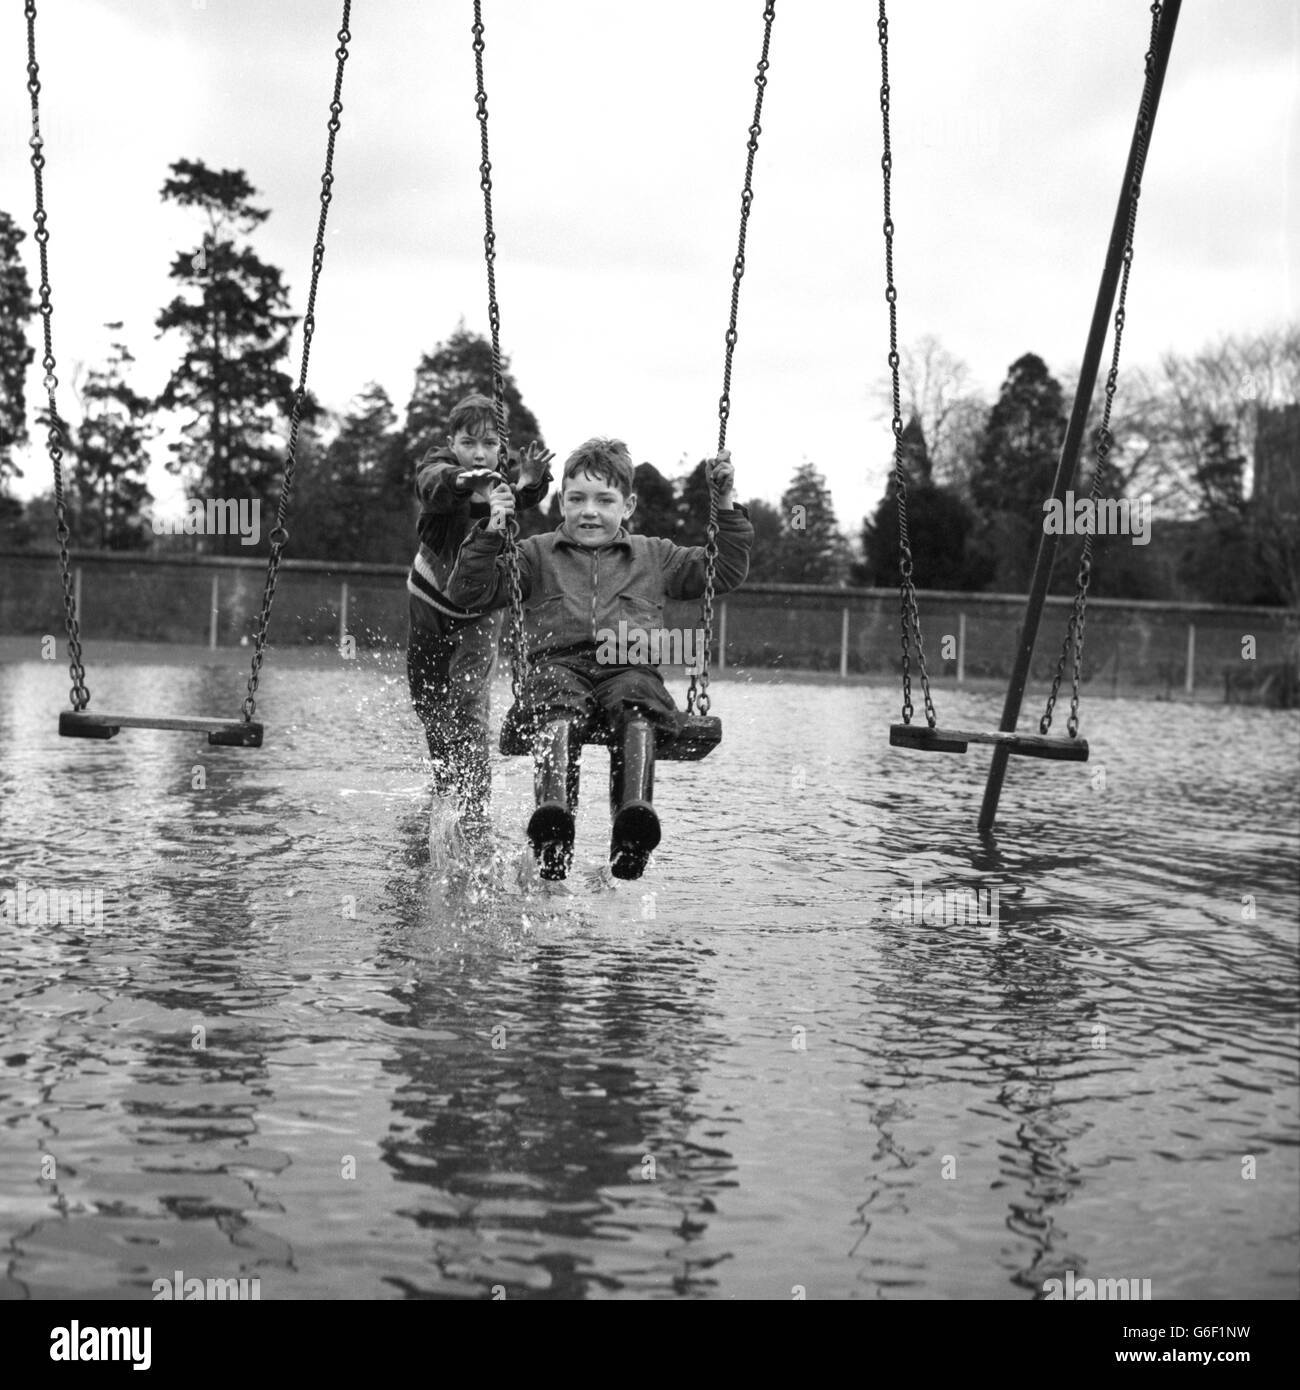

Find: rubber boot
<box><xmin>527</xmin><ymin>721</ymin><xmax>578</xmax><ymax>881</ymax></box>
<box><xmin>609</xmin><ymin>716</ymin><xmax>660</xmax><ymax>881</ymax></box>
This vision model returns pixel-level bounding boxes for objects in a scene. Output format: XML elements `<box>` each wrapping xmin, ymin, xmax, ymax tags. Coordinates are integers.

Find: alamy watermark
<box><xmin>1042</xmin><ymin>491</ymin><xmax>1152</xmax><ymax>546</ymax></box>
<box><xmin>1</xmin><ymin>880</ymin><xmax>104</xmax><ymax>929</ymax></box>
<box><xmin>595</xmin><ymin>620</ymin><xmax>705</xmax><ymax>670</ymax></box>
<box><xmin>49</xmin><ymin>1323</ymin><xmax>151</xmax><ymax>1369</ymax></box>
<box><xmin>1043</xmin><ymin>1269</ymin><xmax>1151</xmax><ymax>1300</ymax></box>
<box><xmin>148</xmin><ymin>497</ymin><xmax>261</xmax><ymax>546</ymax></box>
<box><xmin>152</xmin><ymin>1270</ymin><xmax>261</xmax><ymax>1300</ymax></box>
<box><xmin>886</xmin><ymin>877</ymin><xmax>999</xmax><ymax>934</ymax></box>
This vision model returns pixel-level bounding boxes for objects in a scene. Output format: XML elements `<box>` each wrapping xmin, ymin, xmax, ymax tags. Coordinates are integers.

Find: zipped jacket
<box><xmin>407</xmin><ymin>446</ymin><xmax>552</xmax><ymax>620</ymax></box>
<box><xmin>446</xmin><ymin>506</ymin><xmax>753</xmax><ymax>659</ymax></box>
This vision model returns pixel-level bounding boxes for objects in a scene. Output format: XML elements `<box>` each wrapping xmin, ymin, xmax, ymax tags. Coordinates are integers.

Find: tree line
<box><xmin>862</xmin><ymin>333</ymin><xmax>1299</xmax><ymax>607</ymax></box>
<box><xmin>0</xmin><ymin>159</ymin><xmax>1295</xmax><ymax>605</ymax></box>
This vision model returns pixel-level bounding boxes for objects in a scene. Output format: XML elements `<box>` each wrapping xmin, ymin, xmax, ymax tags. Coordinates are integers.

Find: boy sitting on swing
<box><xmin>407</xmin><ymin>392</ymin><xmax>553</xmax><ymax>841</ymax></box>
<box><xmin>445</xmin><ymin>437</ymin><xmax>752</xmax><ymax>881</ymax></box>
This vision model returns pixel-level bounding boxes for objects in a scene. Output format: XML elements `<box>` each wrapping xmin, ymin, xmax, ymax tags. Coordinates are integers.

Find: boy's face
<box><xmin>448</xmin><ymin>421</ymin><xmax>500</xmax><ymax>474</ymax></box>
<box><xmin>560</xmin><ymin>468</ymin><xmax>635</xmax><ymax>547</ymax></box>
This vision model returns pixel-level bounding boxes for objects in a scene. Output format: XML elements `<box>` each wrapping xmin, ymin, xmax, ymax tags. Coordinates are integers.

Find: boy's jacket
<box><xmin>446</xmin><ymin>507</ymin><xmax>754</xmax><ymax>658</ymax></box>
<box><xmin>407</xmin><ymin>446</ymin><xmax>551</xmax><ymax>619</ymax></box>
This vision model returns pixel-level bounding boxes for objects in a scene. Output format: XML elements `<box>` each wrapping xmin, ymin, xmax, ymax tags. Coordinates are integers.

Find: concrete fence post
<box><xmin>1185</xmin><ymin>623</ymin><xmax>1195</xmax><ymax>696</ymax></box>
<box><xmin>209</xmin><ymin>574</ymin><xmax>219</xmax><ymax>650</ymax></box>
<box><xmin>840</xmin><ymin>607</ymin><xmax>850</xmax><ymax>678</ymax></box>
<box><xmin>340</xmin><ymin>582</ymin><xmax>349</xmax><ymax>648</ymax></box>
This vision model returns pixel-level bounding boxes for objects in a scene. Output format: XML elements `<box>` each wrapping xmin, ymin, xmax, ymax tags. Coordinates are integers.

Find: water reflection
<box><xmin>1</xmin><ymin>659</ymin><xmax>1296</xmax><ymax>1299</ymax></box>
<box><xmin>371</xmin><ymin>809</ymin><xmax>736</xmax><ymax>1298</ymax></box>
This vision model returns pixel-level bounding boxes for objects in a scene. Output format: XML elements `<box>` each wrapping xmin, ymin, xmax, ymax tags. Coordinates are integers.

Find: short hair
<box><xmin>447</xmin><ymin>392</ymin><xmax>505</xmax><ymax>438</ymax></box>
<box><xmin>562</xmin><ymin>438</ymin><xmax>635</xmax><ymax>497</ymax></box>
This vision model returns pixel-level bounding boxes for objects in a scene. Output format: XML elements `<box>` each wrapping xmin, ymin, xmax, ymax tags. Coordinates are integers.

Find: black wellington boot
<box><xmin>527</xmin><ymin>721</ymin><xmax>578</xmax><ymax>881</ymax></box>
<box><xmin>609</xmin><ymin>716</ymin><xmax>660</xmax><ymax>881</ymax></box>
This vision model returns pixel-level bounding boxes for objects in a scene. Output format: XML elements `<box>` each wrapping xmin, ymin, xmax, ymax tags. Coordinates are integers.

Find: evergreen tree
<box><xmin>676</xmin><ymin>460</ymin><xmax>714</xmax><ymax>546</ymax></box>
<box><xmin>536</xmin><ymin>492</ymin><xmax>562</xmax><ymax>534</ymax></box>
<box><xmin>0</xmin><ymin>210</ymin><xmax>36</xmax><ymax>492</ymax></box>
<box><xmin>1061</xmin><ymin>437</ymin><xmax>1144</xmax><ymax>599</ymax></box>
<box><xmin>1172</xmin><ymin>420</ymin><xmax>1262</xmax><ymax>604</ymax></box>
<box><xmin>292</xmin><ymin>383</ymin><xmax>408</xmax><ymax>561</ymax></box>
<box><xmin>969</xmin><ymin>353</ymin><xmax>1067</xmax><ymax>590</ymax></box>
<box><xmin>630</xmin><ymin>461</ymin><xmax>678</xmax><ymax>539</ymax></box>
<box><xmin>1192</xmin><ymin>420</ymin><xmax>1247</xmax><ymax>519</ymax></box>
<box><xmin>856</xmin><ymin>417</ymin><xmax>990</xmax><ymax>589</ymax></box>
<box><xmin>777</xmin><ymin>461</ymin><xmax>851</xmax><ymax>585</ymax></box>
<box><xmin>741</xmin><ymin>497</ymin><xmax>784</xmax><ymax>582</ymax></box>
<box><xmin>71</xmin><ymin>327</ymin><xmax>155</xmax><ymax>550</ymax></box>
<box><xmin>404</xmin><ymin>321</ymin><xmax>543</xmax><ymax>466</ymax></box>
<box><xmin>1</xmin><ymin>490</ymin><xmax>54</xmax><ymax>550</ymax></box>
<box><xmin>898</xmin><ymin>413</ymin><xmax>932</xmax><ymax>486</ymax></box>
<box><xmin>0</xmin><ymin>492</ymin><xmax>23</xmax><ymax>548</ymax></box>
<box><xmin>858</xmin><ymin>482</ymin><xmax>991</xmax><ymax>590</ymax></box>
<box><xmin>155</xmin><ymin>159</ymin><xmax>302</xmax><ymax>545</ymax></box>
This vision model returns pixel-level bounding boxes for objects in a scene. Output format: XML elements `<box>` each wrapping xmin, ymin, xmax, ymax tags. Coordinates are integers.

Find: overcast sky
<box><xmin>2</xmin><ymin>0</ymin><xmax>1295</xmax><ymax>532</ymax></box>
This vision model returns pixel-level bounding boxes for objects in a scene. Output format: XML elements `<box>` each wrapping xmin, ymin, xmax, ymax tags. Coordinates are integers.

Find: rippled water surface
<box><xmin>2</xmin><ymin>653</ymin><xmax>1297</xmax><ymax>1300</ymax></box>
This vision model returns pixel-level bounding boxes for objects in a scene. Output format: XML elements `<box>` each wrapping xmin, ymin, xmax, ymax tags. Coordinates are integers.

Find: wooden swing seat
<box><xmin>499</xmin><ymin>712</ymin><xmax>721</xmax><ymax>761</ymax></box>
<box><xmin>59</xmin><ymin>711</ymin><xmax>264</xmax><ymax>747</ymax></box>
<box><xmin>890</xmin><ymin>722</ymin><xmax>1088</xmax><ymax>761</ymax></box>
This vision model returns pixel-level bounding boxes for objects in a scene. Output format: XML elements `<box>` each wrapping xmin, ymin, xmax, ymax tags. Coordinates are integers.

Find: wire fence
<box><xmin>3</xmin><ymin>549</ymin><xmax>1297</xmax><ymax>702</ymax></box>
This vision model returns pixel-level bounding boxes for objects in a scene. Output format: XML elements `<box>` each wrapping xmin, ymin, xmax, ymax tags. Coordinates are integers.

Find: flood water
<box><xmin>2</xmin><ymin>653</ymin><xmax>1297</xmax><ymax>1300</ymax></box>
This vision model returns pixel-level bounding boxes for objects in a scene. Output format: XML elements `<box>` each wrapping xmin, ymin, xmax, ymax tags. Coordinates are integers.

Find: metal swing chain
<box><xmin>472</xmin><ymin>0</ymin><xmax>528</xmax><ymax>705</ymax></box>
<box><xmin>240</xmin><ymin>3</ymin><xmax>352</xmax><ymax>723</ymax></box>
<box><xmin>1041</xmin><ymin>0</ymin><xmax>1162</xmax><ymax>740</ymax></box>
<box><xmin>878</xmin><ymin>1</ymin><xmax>936</xmax><ymax>729</ymax></box>
<box><xmin>24</xmin><ymin>1</ymin><xmax>89</xmax><ymax>713</ymax></box>
<box><xmin>689</xmin><ymin>0</ymin><xmax>777</xmax><ymax>719</ymax></box>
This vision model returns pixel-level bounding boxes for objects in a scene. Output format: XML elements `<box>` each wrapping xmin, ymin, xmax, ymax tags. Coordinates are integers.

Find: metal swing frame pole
<box><xmin>977</xmin><ymin>0</ymin><xmax>1181</xmax><ymax>835</ymax></box>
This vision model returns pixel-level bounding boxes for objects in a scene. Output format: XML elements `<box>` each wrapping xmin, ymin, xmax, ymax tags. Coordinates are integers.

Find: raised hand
<box><xmin>517</xmin><ymin>441</ymin><xmax>555</xmax><ymax>488</ymax></box>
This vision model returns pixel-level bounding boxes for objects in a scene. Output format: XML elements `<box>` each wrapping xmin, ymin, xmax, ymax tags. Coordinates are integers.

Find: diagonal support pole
<box><xmin>978</xmin><ymin>0</ymin><xmax>1182</xmax><ymax>835</ymax></box>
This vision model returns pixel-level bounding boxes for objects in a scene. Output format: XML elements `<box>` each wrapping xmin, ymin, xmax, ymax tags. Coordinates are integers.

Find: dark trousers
<box><xmin>512</xmin><ymin>647</ymin><xmax>682</xmax><ymax>740</ymax></box>
<box><xmin>406</xmin><ymin>596</ymin><xmax>501</xmax><ymax>809</ymax></box>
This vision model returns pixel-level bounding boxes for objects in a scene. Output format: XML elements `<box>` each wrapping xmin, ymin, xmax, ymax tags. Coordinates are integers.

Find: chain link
<box><xmin>470</xmin><ymin>2</ymin><xmax>775</xmax><ymax>714</ymax></box>
<box><xmin>25</xmin><ymin>1</ymin><xmax>89</xmax><ymax>712</ymax></box>
<box><xmin>239</xmin><ymin>3</ymin><xmax>352</xmax><ymax>722</ymax></box>
<box><xmin>28</xmin><ymin>2</ymin><xmax>351</xmax><ymax>726</ymax></box>
<box><xmin>878</xmin><ymin>1</ymin><xmax>936</xmax><ymax>729</ymax></box>
<box><xmin>688</xmin><ymin>0</ymin><xmax>776</xmax><ymax>717</ymax></box>
<box><xmin>472</xmin><ymin>0</ymin><xmax>528</xmax><ymax>703</ymax></box>
<box><xmin>1041</xmin><ymin>1</ymin><xmax>1162</xmax><ymax>740</ymax></box>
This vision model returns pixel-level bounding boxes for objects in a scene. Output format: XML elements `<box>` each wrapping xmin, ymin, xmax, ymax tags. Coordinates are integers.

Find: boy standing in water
<box><xmin>446</xmin><ymin>437</ymin><xmax>751</xmax><ymax>881</ymax></box>
<box><xmin>406</xmin><ymin>393</ymin><xmax>553</xmax><ymax>835</ymax></box>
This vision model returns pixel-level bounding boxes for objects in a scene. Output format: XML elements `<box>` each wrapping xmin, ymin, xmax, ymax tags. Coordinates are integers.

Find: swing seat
<box><xmin>889</xmin><ymin>723</ymin><xmax>1088</xmax><ymax>761</ymax></box>
<box><xmin>59</xmin><ymin>711</ymin><xmax>264</xmax><ymax>747</ymax></box>
<box><xmin>499</xmin><ymin>710</ymin><xmax>722</xmax><ymax>761</ymax></box>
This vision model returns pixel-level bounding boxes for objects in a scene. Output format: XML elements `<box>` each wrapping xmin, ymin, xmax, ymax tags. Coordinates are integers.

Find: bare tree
<box><xmin>1084</xmin><ymin>325</ymin><xmax>1300</xmax><ymax>519</ymax></box>
<box><xmin>872</xmin><ymin>335</ymin><xmax>987</xmax><ymax>496</ymax></box>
